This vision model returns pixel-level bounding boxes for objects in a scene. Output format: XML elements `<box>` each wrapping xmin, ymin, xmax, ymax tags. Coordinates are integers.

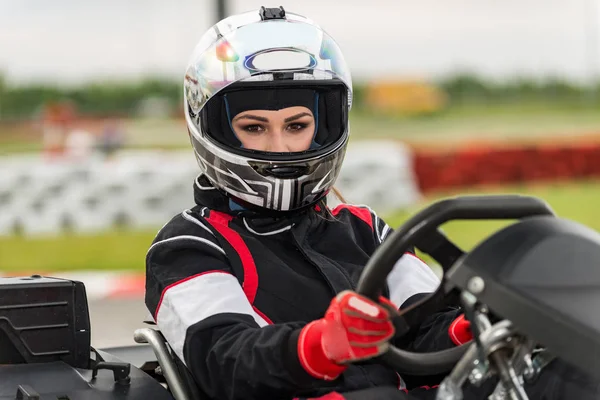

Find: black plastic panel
<box><xmin>0</xmin><ymin>358</ymin><xmax>173</xmax><ymax>400</ymax></box>
<box><xmin>446</xmin><ymin>216</ymin><xmax>600</xmax><ymax>377</ymax></box>
<box><xmin>0</xmin><ymin>276</ymin><xmax>91</xmax><ymax>368</ymax></box>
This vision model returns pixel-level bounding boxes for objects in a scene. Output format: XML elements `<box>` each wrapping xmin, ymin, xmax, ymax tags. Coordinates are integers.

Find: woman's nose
<box><xmin>266</xmin><ymin>130</ymin><xmax>288</xmax><ymax>152</ymax></box>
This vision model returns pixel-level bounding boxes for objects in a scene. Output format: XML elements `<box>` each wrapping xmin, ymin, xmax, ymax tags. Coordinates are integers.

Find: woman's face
<box><xmin>231</xmin><ymin>106</ymin><xmax>315</xmax><ymax>152</ymax></box>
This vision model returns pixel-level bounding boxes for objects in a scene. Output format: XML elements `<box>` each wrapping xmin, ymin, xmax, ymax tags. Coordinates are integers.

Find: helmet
<box><xmin>184</xmin><ymin>6</ymin><xmax>353</xmax><ymax>212</ymax></box>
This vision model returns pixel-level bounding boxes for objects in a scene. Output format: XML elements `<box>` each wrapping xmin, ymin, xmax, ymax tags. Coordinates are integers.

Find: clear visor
<box><xmin>184</xmin><ymin>11</ymin><xmax>353</xmax><ymax>114</ymax></box>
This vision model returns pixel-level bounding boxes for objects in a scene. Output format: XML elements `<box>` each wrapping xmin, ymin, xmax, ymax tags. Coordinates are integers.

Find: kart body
<box><xmin>1</xmin><ymin>195</ymin><xmax>599</xmax><ymax>400</ymax></box>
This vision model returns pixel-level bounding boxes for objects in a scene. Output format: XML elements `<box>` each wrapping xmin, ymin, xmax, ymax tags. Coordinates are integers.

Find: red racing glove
<box><xmin>297</xmin><ymin>290</ymin><xmax>396</xmax><ymax>381</ymax></box>
<box><xmin>448</xmin><ymin>314</ymin><xmax>473</xmax><ymax>345</ymax></box>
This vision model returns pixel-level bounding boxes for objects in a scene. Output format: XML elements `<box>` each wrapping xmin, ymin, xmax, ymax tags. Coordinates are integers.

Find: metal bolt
<box><xmin>468</xmin><ymin>367</ymin><xmax>484</xmax><ymax>385</ymax></box>
<box><xmin>467</xmin><ymin>276</ymin><xmax>485</xmax><ymax>294</ymax></box>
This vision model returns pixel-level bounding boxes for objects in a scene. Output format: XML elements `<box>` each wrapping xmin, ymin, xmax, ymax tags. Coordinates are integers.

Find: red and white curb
<box><xmin>0</xmin><ymin>271</ymin><xmax>146</xmax><ymax>301</ymax></box>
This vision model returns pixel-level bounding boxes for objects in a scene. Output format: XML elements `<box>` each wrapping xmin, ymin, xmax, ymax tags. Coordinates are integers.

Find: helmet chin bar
<box><xmin>189</xmin><ymin>126</ymin><xmax>347</xmax><ymax>213</ymax></box>
<box><xmin>223</xmin><ymin>187</ymin><xmax>328</xmax><ymax>217</ymax></box>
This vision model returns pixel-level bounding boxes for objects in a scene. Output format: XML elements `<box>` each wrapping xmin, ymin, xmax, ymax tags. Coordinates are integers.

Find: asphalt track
<box><xmin>89</xmin><ymin>297</ymin><xmax>150</xmax><ymax>349</ymax></box>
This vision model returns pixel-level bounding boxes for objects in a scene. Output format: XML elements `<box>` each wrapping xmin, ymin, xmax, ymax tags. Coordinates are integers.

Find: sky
<box><xmin>1</xmin><ymin>0</ymin><xmax>600</xmax><ymax>85</ymax></box>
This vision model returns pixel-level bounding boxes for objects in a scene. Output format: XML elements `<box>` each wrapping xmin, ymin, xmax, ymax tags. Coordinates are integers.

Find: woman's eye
<box><xmin>287</xmin><ymin>123</ymin><xmax>308</xmax><ymax>132</ymax></box>
<box><xmin>242</xmin><ymin>125</ymin><xmax>264</xmax><ymax>133</ymax></box>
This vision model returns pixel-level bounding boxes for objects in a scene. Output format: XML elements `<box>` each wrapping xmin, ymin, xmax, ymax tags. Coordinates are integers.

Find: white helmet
<box><xmin>184</xmin><ymin>6</ymin><xmax>353</xmax><ymax>212</ymax></box>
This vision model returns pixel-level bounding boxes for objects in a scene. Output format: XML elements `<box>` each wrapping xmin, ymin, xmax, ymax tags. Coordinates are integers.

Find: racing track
<box><xmin>89</xmin><ymin>297</ymin><xmax>149</xmax><ymax>348</ymax></box>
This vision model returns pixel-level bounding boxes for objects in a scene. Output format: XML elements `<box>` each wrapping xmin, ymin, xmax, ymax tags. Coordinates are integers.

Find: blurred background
<box><xmin>1</xmin><ymin>0</ymin><xmax>600</xmax><ymax>348</ymax></box>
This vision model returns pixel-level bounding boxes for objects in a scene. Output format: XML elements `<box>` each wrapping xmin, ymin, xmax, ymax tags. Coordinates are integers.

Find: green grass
<box><xmin>1</xmin><ymin>179</ymin><xmax>599</xmax><ymax>273</ymax></box>
<box><xmin>0</xmin><ymin>142</ymin><xmax>42</xmax><ymax>154</ymax></box>
<box><xmin>348</xmin><ymin>106</ymin><xmax>600</xmax><ymax>145</ymax></box>
<box><xmin>0</xmin><ymin>230</ymin><xmax>157</xmax><ymax>273</ymax></box>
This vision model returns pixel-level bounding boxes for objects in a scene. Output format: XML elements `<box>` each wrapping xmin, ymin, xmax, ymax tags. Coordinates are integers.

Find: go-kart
<box><xmin>1</xmin><ymin>194</ymin><xmax>600</xmax><ymax>400</ymax></box>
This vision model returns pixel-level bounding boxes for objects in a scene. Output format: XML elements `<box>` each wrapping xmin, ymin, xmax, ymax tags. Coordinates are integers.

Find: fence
<box><xmin>0</xmin><ymin>141</ymin><xmax>421</xmax><ymax>237</ymax></box>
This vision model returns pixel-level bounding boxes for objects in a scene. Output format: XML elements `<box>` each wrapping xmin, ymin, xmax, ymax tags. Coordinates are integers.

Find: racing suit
<box><xmin>145</xmin><ymin>175</ymin><xmax>599</xmax><ymax>400</ymax></box>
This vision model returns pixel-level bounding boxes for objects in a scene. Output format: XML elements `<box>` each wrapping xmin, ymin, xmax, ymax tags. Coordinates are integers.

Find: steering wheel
<box><xmin>355</xmin><ymin>195</ymin><xmax>555</xmax><ymax>376</ymax></box>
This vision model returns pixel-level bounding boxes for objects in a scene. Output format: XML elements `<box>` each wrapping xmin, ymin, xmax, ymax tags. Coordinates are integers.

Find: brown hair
<box><xmin>315</xmin><ymin>186</ymin><xmax>346</xmax><ymax>221</ymax></box>
<box><xmin>330</xmin><ymin>186</ymin><xmax>347</xmax><ymax>204</ymax></box>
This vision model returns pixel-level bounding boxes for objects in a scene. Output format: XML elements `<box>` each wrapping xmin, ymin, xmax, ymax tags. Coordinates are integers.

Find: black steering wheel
<box><xmin>356</xmin><ymin>195</ymin><xmax>555</xmax><ymax>376</ymax></box>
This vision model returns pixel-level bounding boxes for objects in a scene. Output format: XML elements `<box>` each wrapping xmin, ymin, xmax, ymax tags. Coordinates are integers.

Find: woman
<box><xmin>145</xmin><ymin>7</ymin><xmax>598</xmax><ymax>400</ymax></box>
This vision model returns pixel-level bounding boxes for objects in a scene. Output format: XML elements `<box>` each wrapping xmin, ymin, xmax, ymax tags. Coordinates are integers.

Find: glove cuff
<box><xmin>448</xmin><ymin>314</ymin><xmax>473</xmax><ymax>345</ymax></box>
<box><xmin>297</xmin><ymin>320</ymin><xmax>346</xmax><ymax>381</ymax></box>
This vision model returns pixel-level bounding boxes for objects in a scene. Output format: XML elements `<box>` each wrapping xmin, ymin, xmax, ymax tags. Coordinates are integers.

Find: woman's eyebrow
<box><xmin>284</xmin><ymin>112</ymin><xmax>312</xmax><ymax>123</ymax></box>
<box><xmin>233</xmin><ymin>114</ymin><xmax>269</xmax><ymax>122</ymax></box>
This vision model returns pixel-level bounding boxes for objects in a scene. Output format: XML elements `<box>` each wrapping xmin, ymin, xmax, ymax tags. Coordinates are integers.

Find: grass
<box><xmin>0</xmin><ymin>230</ymin><xmax>157</xmax><ymax>273</ymax></box>
<box><xmin>1</xmin><ymin>179</ymin><xmax>599</xmax><ymax>273</ymax></box>
<box><xmin>348</xmin><ymin>106</ymin><xmax>600</xmax><ymax>147</ymax></box>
